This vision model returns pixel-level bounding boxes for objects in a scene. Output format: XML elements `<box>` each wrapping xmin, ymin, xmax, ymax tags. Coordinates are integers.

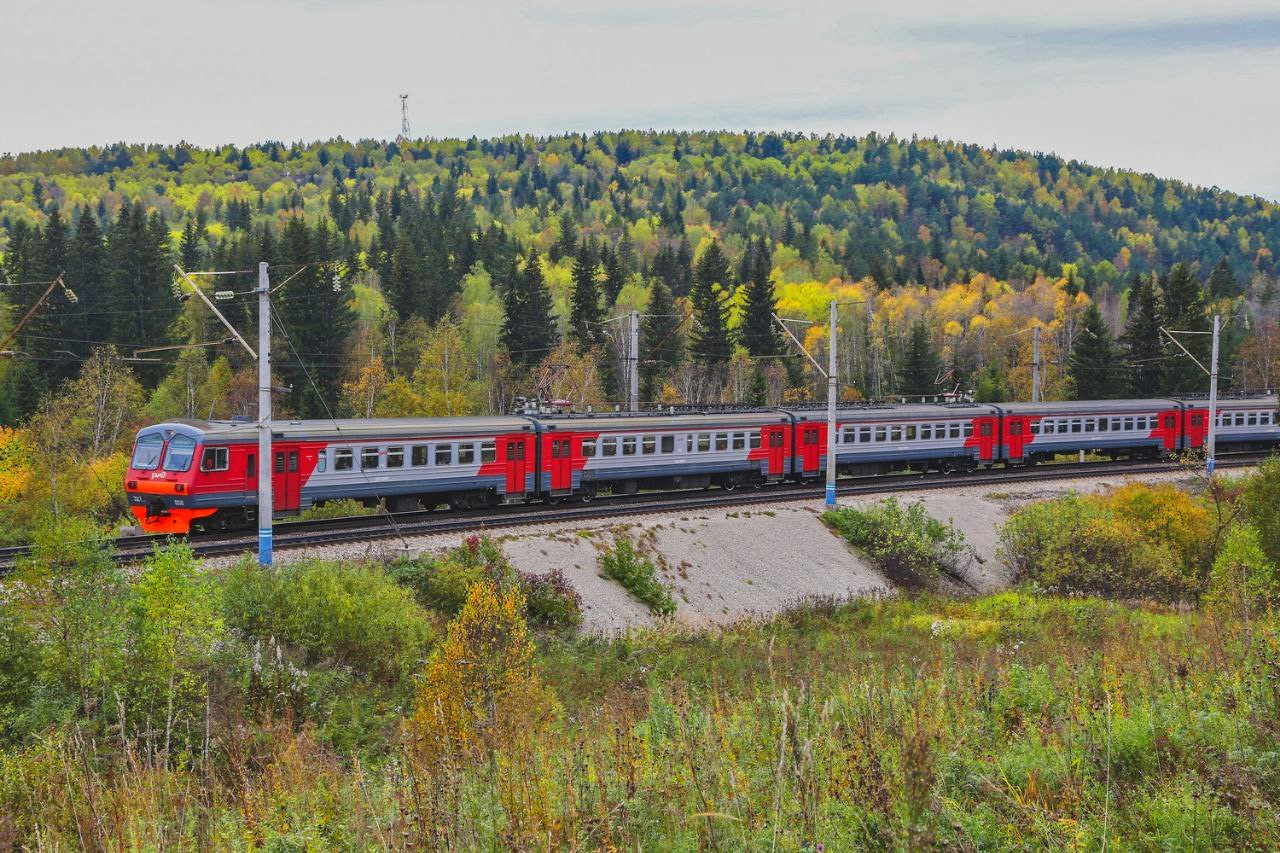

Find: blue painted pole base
<box><xmin>258</xmin><ymin>528</ymin><xmax>273</xmax><ymax>566</ymax></box>
<box><xmin>1206</xmin><ymin>456</ymin><xmax>1215</xmax><ymax>475</ymax></box>
<box><xmin>824</xmin><ymin>483</ymin><xmax>837</xmax><ymax>509</ymax></box>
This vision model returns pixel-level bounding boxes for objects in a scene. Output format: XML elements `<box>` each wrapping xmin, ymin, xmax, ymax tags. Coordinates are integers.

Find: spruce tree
<box><xmin>602</xmin><ymin>247</ymin><xmax>626</xmax><ymax>305</ymax></box>
<box><xmin>899</xmin><ymin>319</ymin><xmax>941</xmax><ymax>397</ymax></box>
<box><xmin>106</xmin><ymin>202</ymin><xmax>173</xmax><ymax>386</ymax></box>
<box><xmin>68</xmin><ymin>206</ymin><xmax>108</xmax><ymax>354</ymax></box>
<box><xmin>640</xmin><ymin>275</ymin><xmax>684</xmax><ymax>402</ymax></box>
<box><xmin>746</xmin><ymin>367</ymin><xmax>767</xmax><ymax>406</ymax></box>
<box><xmin>501</xmin><ymin>250</ymin><xmax>557</xmax><ymax>368</ymax></box>
<box><xmin>1121</xmin><ymin>271</ymin><xmax>1164</xmax><ymax>396</ymax></box>
<box><xmin>1207</xmin><ymin>257</ymin><xmax>1239</xmax><ymax>298</ymax></box>
<box><xmin>1161</xmin><ymin>262</ymin><xmax>1210</xmax><ymax>393</ymax></box>
<box><xmin>740</xmin><ymin>238</ymin><xmax>781</xmax><ymax>357</ymax></box>
<box><xmin>567</xmin><ymin>240</ymin><xmax>603</xmax><ymax>351</ymax></box>
<box><xmin>1068</xmin><ymin>302</ymin><xmax>1124</xmax><ymax>399</ymax></box>
<box><xmin>690</xmin><ymin>241</ymin><xmax>734</xmax><ymax>365</ymax></box>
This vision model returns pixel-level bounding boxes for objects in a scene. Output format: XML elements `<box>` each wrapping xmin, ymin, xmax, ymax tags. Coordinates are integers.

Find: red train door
<box><xmin>547</xmin><ymin>435</ymin><xmax>573</xmax><ymax>492</ymax></box>
<box><xmin>765</xmin><ymin>425</ymin><xmax>787</xmax><ymax>479</ymax></box>
<box><xmin>502</xmin><ymin>436</ymin><xmax>527</xmax><ymax>495</ymax></box>
<box><xmin>799</xmin><ymin>423</ymin><xmax>823</xmax><ymax>475</ymax></box>
<box><xmin>272</xmin><ymin>446</ymin><xmax>300</xmax><ymax>511</ymax></box>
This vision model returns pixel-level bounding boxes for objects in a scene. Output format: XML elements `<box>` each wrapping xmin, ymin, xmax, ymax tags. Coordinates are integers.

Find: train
<box><xmin>124</xmin><ymin>394</ymin><xmax>1280</xmax><ymax>534</ymax></box>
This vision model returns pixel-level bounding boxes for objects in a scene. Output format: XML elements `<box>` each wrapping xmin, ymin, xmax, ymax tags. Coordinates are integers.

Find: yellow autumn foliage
<box><xmin>410</xmin><ymin>579</ymin><xmax>556</xmax><ymax>762</ymax></box>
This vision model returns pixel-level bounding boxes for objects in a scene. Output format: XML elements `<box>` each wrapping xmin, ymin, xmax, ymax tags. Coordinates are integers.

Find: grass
<box><xmin>597</xmin><ymin>537</ymin><xmax>676</xmax><ymax>615</ymax></box>
<box><xmin>5</xmin><ymin>585</ymin><xmax>1278</xmax><ymax>849</ymax></box>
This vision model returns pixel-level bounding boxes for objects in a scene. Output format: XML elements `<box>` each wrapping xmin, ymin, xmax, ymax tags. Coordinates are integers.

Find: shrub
<box><xmin>1242</xmin><ymin>457</ymin><xmax>1280</xmax><ymax>566</ymax></box>
<box><xmin>822</xmin><ymin>499</ymin><xmax>969</xmax><ymax>589</ymax></box>
<box><xmin>1000</xmin><ymin>489</ymin><xmax>1204</xmax><ymax>603</ymax></box>
<box><xmin>222</xmin><ymin>558</ymin><xmax>436</xmax><ymax>684</ymax></box>
<box><xmin>297</xmin><ymin>498</ymin><xmax>376</xmax><ymax>521</ymax></box>
<box><xmin>519</xmin><ymin>567</ymin><xmax>583</xmax><ymax>630</ymax></box>
<box><xmin>1205</xmin><ymin>522</ymin><xmax>1280</xmax><ymax>615</ymax></box>
<box><xmin>598</xmin><ymin>539</ymin><xmax>676</xmax><ymax>616</ymax></box>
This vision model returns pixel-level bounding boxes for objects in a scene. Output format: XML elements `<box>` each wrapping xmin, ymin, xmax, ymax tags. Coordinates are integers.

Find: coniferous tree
<box><xmin>567</xmin><ymin>240</ymin><xmax>603</xmax><ymax>351</ymax></box>
<box><xmin>1207</xmin><ymin>257</ymin><xmax>1240</xmax><ymax>298</ymax></box>
<box><xmin>899</xmin><ymin>319</ymin><xmax>941</xmax><ymax>397</ymax></box>
<box><xmin>640</xmin><ymin>275</ymin><xmax>683</xmax><ymax>402</ymax></box>
<box><xmin>501</xmin><ymin>250</ymin><xmax>557</xmax><ymax>368</ymax></box>
<box><xmin>1121</xmin><ymin>271</ymin><xmax>1164</xmax><ymax>396</ymax></box>
<box><xmin>179</xmin><ymin>217</ymin><xmax>203</xmax><ymax>271</ymax></box>
<box><xmin>107</xmin><ymin>202</ymin><xmax>173</xmax><ymax>385</ymax></box>
<box><xmin>746</xmin><ymin>367</ymin><xmax>767</xmax><ymax>405</ymax></box>
<box><xmin>33</xmin><ymin>208</ymin><xmax>72</xmax><ymax>385</ymax></box>
<box><xmin>1069</xmin><ymin>302</ymin><xmax>1124</xmax><ymax>399</ymax></box>
<box><xmin>690</xmin><ymin>241</ymin><xmax>734</xmax><ymax>365</ymax></box>
<box><xmin>740</xmin><ymin>238</ymin><xmax>781</xmax><ymax>358</ymax></box>
<box><xmin>1161</xmin><ymin>262</ymin><xmax>1210</xmax><ymax>393</ymax></box>
<box><xmin>602</xmin><ymin>247</ymin><xmax>626</xmax><ymax>305</ymax></box>
<box><xmin>68</xmin><ymin>206</ymin><xmax>108</xmax><ymax>354</ymax></box>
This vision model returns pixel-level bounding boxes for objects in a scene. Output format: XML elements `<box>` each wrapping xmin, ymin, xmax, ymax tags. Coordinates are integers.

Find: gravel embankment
<box><xmin>203</xmin><ymin>467</ymin><xmax>1235</xmax><ymax>634</ymax></box>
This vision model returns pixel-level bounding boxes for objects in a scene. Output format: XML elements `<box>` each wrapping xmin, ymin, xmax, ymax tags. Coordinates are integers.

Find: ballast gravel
<box><xmin>203</xmin><ymin>467</ymin><xmax>1236</xmax><ymax>634</ymax></box>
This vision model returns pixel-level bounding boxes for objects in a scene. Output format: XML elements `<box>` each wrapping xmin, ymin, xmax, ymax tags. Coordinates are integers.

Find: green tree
<box><xmin>106</xmin><ymin>202</ymin><xmax>173</xmax><ymax>386</ymax></box>
<box><xmin>1121</xmin><ymin>271</ymin><xmax>1164</xmax><ymax>397</ymax></box>
<box><xmin>740</xmin><ymin>237</ymin><xmax>781</xmax><ymax>358</ymax></box>
<box><xmin>1161</xmin><ymin>263</ymin><xmax>1210</xmax><ymax>394</ymax></box>
<box><xmin>501</xmin><ymin>250</ymin><xmax>558</xmax><ymax>368</ymax></box>
<box><xmin>69</xmin><ymin>206</ymin><xmax>108</xmax><ymax>352</ymax></box>
<box><xmin>899</xmin><ymin>319</ymin><xmax>941</xmax><ymax>397</ymax></box>
<box><xmin>690</xmin><ymin>241</ymin><xmax>734</xmax><ymax>366</ymax></box>
<box><xmin>640</xmin><ymin>276</ymin><xmax>683</xmax><ymax>402</ymax></box>
<box><xmin>567</xmin><ymin>240</ymin><xmax>602</xmax><ymax>351</ymax></box>
<box><xmin>1207</xmin><ymin>257</ymin><xmax>1240</xmax><ymax>298</ymax></box>
<box><xmin>1069</xmin><ymin>302</ymin><xmax>1125</xmax><ymax>399</ymax></box>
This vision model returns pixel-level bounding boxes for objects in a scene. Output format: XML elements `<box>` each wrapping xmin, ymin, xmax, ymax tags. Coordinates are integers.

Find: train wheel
<box><xmin>722</xmin><ymin>478</ymin><xmax>737</xmax><ymax>491</ymax></box>
<box><xmin>579</xmin><ymin>486</ymin><xmax>596</xmax><ymax>504</ymax></box>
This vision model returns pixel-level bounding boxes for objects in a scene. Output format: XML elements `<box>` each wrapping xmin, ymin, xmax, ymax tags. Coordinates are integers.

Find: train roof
<box><xmin>783</xmin><ymin>403</ymin><xmax>997</xmax><ymax>422</ymax></box>
<box><xmin>1175</xmin><ymin>393</ymin><xmax>1278</xmax><ymax>408</ymax></box>
<box><xmin>141</xmin><ymin>416</ymin><xmax>535</xmax><ymax>443</ymax></box>
<box><xmin>535</xmin><ymin>410</ymin><xmax>791</xmax><ymax>430</ymax></box>
<box><xmin>995</xmin><ymin>399</ymin><xmax>1178</xmax><ymax>415</ymax></box>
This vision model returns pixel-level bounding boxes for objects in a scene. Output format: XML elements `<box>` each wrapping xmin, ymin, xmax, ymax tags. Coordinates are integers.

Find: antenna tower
<box><xmin>398</xmin><ymin>94</ymin><xmax>411</xmax><ymax>142</ymax></box>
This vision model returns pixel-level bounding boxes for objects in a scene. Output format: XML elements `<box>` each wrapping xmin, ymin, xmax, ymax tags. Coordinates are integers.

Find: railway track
<box><xmin>0</xmin><ymin>453</ymin><xmax>1267</xmax><ymax>572</ymax></box>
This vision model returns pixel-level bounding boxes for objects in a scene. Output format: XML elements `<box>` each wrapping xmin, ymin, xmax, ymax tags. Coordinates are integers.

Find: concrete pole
<box><xmin>629</xmin><ymin>310</ymin><xmax>640</xmax><ymax>412</ymax></box>
<box><xmin>1032</xmin><ymin>325</ymin><xmax>1041</xmax><ymax>403</ymax></box>
<box><xmin>1207</xmin><ymin>313</ymin><xmax>1220</xmax><ymax>475</ymax></box>
<box><xmin>826</xmin><ymin>299</ymin><xmax>838</xmax><ymax>509</ymax></box>
<box><xmin>257</xmin><ymin>262</ymin><xmax>273</xmax><ymax>566</ymax></box>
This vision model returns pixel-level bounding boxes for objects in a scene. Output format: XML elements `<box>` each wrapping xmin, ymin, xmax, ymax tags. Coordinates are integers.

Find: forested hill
<box><xmin>3</xmin><ymin>130</ymin><xmax>1277</xmax><ymax>292</ymax></box>
<box><xmin>0</xmin><ymin>130</ymin><xmax>1277</xmax><ymax>428</ymax></box>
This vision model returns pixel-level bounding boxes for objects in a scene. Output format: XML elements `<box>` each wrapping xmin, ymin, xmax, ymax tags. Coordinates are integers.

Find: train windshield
<box><xmin>131</xmin><ymin>434</ymin><xmax>164</xmax><ymax>470</ymax></box>
<box><xmin>162</xmin><ymin>435</ymin><xmax>197</xmax><ymax>472</ymax></box>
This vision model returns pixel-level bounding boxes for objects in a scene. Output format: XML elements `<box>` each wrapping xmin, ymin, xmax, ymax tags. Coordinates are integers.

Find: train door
<box><xmin>1182</xmin><ymin>407</ymin><xmax>1208</xmax><ymax>451</ymax></box>
<box><xmin>501</xmin><ymin>436</ymin><xmax>528</xmax><ymax>496</ymax></box>
<box><xmin>799</xmin><ymin>423</ymin><xmax>823</xmax><ymax>475</ymax></box>
<box><xmin>547</xmin><ymin>435</ymin><xmax>574</xmax><ymax>493</ymax></box>
<box><xmin>272</xmin><ymin>446</ymin><xmax>301</xmax><ymax>511</ymax></box>
<box><xmin>762</xmin><ymin>424</ymin><xmax>788</xmax><ymax>480</ymax></box>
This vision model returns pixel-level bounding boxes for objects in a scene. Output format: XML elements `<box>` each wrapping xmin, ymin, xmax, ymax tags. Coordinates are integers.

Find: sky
<box><xmin>6</xmin><ymin>0</ymin><xmax>1280</xmax><ymax>198</ymax></box>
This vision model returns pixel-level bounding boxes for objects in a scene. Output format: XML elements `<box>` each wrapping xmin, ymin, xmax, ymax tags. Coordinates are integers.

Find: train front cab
<box><xmin>125</xmin><ymin>423</ymin><xmax>217</xmax><ymax>534</ymax></box>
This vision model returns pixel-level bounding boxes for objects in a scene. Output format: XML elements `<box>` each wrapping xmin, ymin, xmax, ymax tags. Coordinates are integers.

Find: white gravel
<box><xmin>202</xmin><ymin>467</ymin><xmax>1238</xmax><ymax>633</ymax></box>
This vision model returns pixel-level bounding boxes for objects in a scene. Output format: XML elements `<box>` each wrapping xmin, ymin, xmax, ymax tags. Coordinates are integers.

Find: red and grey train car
<box><xmin>125</xmin><ymin>394</ymin><xmax>1280</xmax><ymax>535</ymax></box>
<box><xmin>126</xmin><ymin>416</ymin><xmax>538</xmax><ymax>533</ymax></box>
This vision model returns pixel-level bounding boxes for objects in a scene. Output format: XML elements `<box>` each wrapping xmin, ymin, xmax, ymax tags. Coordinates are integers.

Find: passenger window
<box><xmin>481</xmin><ymin>441</ymin><xmax>496</xmax><ymax>463</ymax></box>
<box><xmin>874</xmin><ymin>427</ymin><xmax>886</xmax><ymax>442</ymax></box>
<box><xmin>622</xmin><ymin>437</ymin><xmax>637</xmax><ymax>456</ymax></box>
<box><xmin>698</xmin><ymin>434</ymin><xmax>710</xmax><ymax>452</ymax></box>
<box><xmin>859</xmin><ymin>427</ymin><xmax>871</xmax><ymax>443</ymax></box>
<box><xmin>947</xmin><ymin>423</ymin><xmax>958</xmax><ymax>439</ymax></box>
<box><xmin>435</xmin><ymin>445</ymin><xmax>453</xmax><ymax>466</ymax></box>
<box><xmin>361</xmin><ymin>447</ymin><xmax>380</xmax><ymax>469</ymax></box>
<box><xmin>890</xmin><ymin>426</ymin><xmax>902</xmax><ymax>442</ymax></box>
<box><xmin>459</xmin><ymin>445</ymin><xmax>475</xmax><ymax>464</ymax></box>
<box><xmin>387</xmin><ymin>447</ymin><xmax>404</xmax><ymax>468</ymax></box>
<box><xmin>131</xmin><ymin>434</ymin><xmax>164</xmax><ymax>470</ymax></box>
<box><xmin>602</xmin><ymin>439</ymin><xmax>617</xmax><ymax>457</ymax></box>
<box><xmin>643</xmin><ymin>435</ymin><xmax>656</xmax><ymax>454</ymax></box>
<box><xmin>316</xmin><ymin>452</ymin><xmax>327</xmax><ymax>473</ymax></box>
<box><xmin>715</xmin><ymin>433</ymin><xmax>729</xmax><ymax>451</ymax></box>
<box><xmin>1123</xmin><ymin>418</ymin><xmax>1134</xmax><ymax>431</ymax></box>
<box><xmin>919</xmin><ymin>425</ymin><xmax>931</xmax><ymax>440</ymax></box>
<box><xmin>1030</xmin><ymin>421</ymin><xmax>1040</xmax><ymax>435</ymax></box>
<box><xmin>749</xmin><ymin>431</ymin><xmax>760</xmax><ymax>449</ymax></box>
<box><xmin>963</xmin><ymin>423</ymin><xmax>974</xmax><ymax>438</ymax></box>
<box><xmin>164</xmin><ymin>435</ymin><xmax>197</xmax><ymax>472</ymax></box>
<box><xmin>732</xmin><ymin>433</ymin><xmax>745</xmax><ymax>450</ymax></box>
<box><xmin>1084</xmin><ymin>420</ymin><xmax>1095</xmax><ymax>433</ymax></box>
<box><xmin>905</xmin><ymin>425</ymin><xmax>916</xmax><ymax>440</ymax></box>
<box><xmin>412</xmin><ymin>446</ymin><xmax>429</xmax><ymax>466</ymax></box>
<box><xmin>200</xmin><ymin>446</ymin><xmax>229</xmax><ymax>472</ymax></box>
<box><xmin>582</xmin><ymin>440</ymin><xmax>596</xmax><ymax>458</ymax></box>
